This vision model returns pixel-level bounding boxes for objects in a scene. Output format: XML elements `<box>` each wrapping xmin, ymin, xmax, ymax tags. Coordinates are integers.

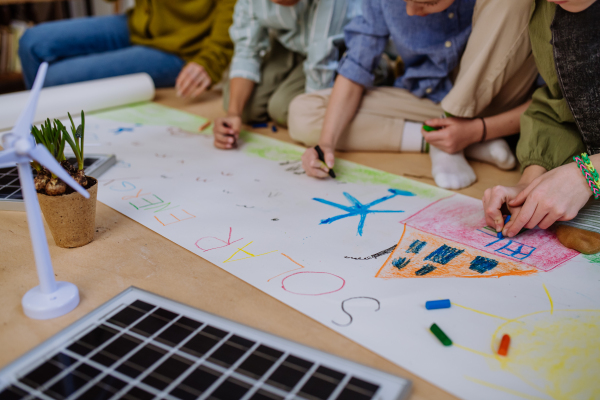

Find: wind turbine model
<box><xmin>0</xmin><ymin>63</ymin><xmax>90</xmax><ymax>320</ymax></box>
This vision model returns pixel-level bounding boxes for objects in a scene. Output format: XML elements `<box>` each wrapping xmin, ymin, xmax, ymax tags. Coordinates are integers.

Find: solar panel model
<box><xmin>0</xmin><ymin>287</ymin><xmax>411</xmax><ymax>400</ymax></box>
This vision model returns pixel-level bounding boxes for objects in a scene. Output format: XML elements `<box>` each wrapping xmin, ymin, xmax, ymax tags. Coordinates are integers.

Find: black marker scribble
<box><xmin>279</xmin><ymin>160</ymin><xmax>306</xmax><ymax>175</ymax></box>
<box><xmin>345</xmin><ymin>244</ymin><xmax>397</xmax><ymax>260</ymax></box>
<box><xmin>236</xmin><ymin>205</ymin><xmax>254</xmax><ymax>208</ymax></box>
<box><xmin>332</xmin><ymin>297</ymin><xmax>381</xmax><ymax>327</ymax></box>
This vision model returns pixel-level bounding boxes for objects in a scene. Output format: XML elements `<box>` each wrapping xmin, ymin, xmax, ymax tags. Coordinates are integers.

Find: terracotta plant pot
<box><xmin>37</xmin><ymin>177</ymin><xmax>98</xmax><ymax>248</ymax></box>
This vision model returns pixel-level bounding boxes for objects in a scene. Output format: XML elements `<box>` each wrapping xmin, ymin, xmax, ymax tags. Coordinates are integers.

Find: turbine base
<box><xmin>22</xmin><ymin>281</ymin><xmax>79</xmax><ymax>320</ymax></box>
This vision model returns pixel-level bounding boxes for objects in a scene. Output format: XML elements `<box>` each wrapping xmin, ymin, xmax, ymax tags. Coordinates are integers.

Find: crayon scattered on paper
<box><xmin>430</xmin><ymin>323</ymin><xmax>452</xmax><ymax>346</ymax></box>
<box><xmin>497</xmin><ymin>334</ymin><xmax>510</xmax><ymax>356</ymax></box>
<box><xmin>426</xmin><ymin>299</ymin><xmax>451</xmax><ymax>310</ymax></box>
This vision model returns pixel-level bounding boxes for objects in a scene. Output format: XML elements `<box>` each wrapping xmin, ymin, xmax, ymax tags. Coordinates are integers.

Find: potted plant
<box><xmin>32</xmin><ymin>111</ymin><xmax>98</xmax><ymax>248</ymax></box>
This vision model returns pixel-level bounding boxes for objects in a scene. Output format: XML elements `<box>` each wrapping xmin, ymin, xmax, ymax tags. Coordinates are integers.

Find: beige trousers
<box><xmin>288</xmin><ymin>0</ymin><xmax>538</xmax><ymax>152</ymax></box>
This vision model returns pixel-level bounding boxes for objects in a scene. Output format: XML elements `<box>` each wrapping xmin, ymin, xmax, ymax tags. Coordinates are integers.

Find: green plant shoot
<box><xmin>62</xmin><ymin>111</ymin><xmax>85</xmax><ymax>171</ymax></box>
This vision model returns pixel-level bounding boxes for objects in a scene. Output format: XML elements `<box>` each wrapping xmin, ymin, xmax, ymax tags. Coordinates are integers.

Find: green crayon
<box><xmin>430</xmin><ymin>323</ymin><xmax>452</xmax><ymax>346</ymax></box>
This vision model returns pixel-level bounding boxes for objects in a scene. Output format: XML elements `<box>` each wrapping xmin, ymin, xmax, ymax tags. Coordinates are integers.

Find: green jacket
<box><xmin>517</xmin><ymin>0</ymin><xmax>585</xmax><ymax>171</ymax></box>
<box><xmin>124</xmin><ymin>0</ymin><xmax>235</xmax><ymax>84</ymax></box>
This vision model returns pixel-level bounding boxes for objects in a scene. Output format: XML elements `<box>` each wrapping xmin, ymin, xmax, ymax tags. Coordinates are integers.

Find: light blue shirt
<box><xmin>229</xmin><ymin>0</ymin><xmax>362</xmax><ymax>93</ymax></box>
<box><xmin>338</xmin><ymin>0</ymin><xmax>476</xmax><ymax>103</ymax></box>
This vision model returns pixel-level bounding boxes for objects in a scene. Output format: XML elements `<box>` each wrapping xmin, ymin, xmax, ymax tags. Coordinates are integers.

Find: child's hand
<box><xmin>503</xmin><ymin>163</ymin><xmax>591</xmax><ymax>237</ymax></box>
<box><xmin>421</xmin><ymin>117</ymin><xmax>483</xmax><ymax>154</ymax></box>
<box><xmin>302</xmin><ymin>145</ymin><xmax>335</xmax><ymax>178</ymax></box>
<box><xmin>213</xmin><ymin>116</ymin><xmax>241</xmax><ymax>150</ymax></box>
<box><xmin>176</xmin><ymin>62</ymin><xmax>212</xmax><ymax>99</ymax></box>
<box><xmin>483</xmin><ymin>184</ymin><xmax>527</xmax><ymax>233</ymax></box>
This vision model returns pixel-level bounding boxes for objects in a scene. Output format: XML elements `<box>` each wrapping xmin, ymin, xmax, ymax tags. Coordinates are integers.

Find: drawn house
<box><xmin>376</xmin><ymin>225</ymin><xmax>538</xmax><ymax>279</ymax></box>
<box><xmin>375</xmin><ymin>195</ymin><xmax>578</xmax><ymax>279</ymax></box>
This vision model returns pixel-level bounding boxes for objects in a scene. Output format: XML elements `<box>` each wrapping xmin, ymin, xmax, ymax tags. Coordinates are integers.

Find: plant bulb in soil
<box><xmin>34</xmin><ymin>171</ymin><xmax>50</xmax><ymax>191</ymax></box>
<box><xmin>45</xmin><ymin>178</ymin><xmax>66</xmax><ymax>196</ymax></box>
<box><xmin>74</xmin><ymin>170</ymin><xmax>87</xmax><ymax>187</ymax></box>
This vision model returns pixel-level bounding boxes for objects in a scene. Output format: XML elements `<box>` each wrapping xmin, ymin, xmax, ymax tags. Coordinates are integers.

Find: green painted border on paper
<box><xmin>94</xmin><ymin>102</ymin><xmax>447</xmax><ymax>199</ymax></box>
<box><xmin>92</xmin><ymin>101</ymin><xmax>208</xmax><ymax>133</ymax></box>
<box><xmin>241</xmin><ymin>130</ymin><xmax>445</xmax><ymax>199</ymax></box>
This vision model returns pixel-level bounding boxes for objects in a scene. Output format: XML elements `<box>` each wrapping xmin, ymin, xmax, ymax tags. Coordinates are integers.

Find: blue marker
<box><xmin>497</xmin><ymin>215</ymin><xmax>511</xmax><ymax>239</ymax></box>
<box><xmin>252</xmin><ymin>122</ymin><xmax>268</xmax><ymax>128</ymax></box>
<box><xmin>271</xmin><ymin>125</ymin><xmax>278</xmax><ymax>133</ymax></box>
<box><xmin>425</xmin><ymin>299</ymin><xmax>451</xmax><ymax>310</ymax></box>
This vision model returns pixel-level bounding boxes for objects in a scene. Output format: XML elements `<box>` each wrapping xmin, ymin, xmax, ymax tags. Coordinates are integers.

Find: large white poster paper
<box><xmin>81</xmin><ymin>102</ymin><xmax>599</xmax><ymax>400</ymax></box>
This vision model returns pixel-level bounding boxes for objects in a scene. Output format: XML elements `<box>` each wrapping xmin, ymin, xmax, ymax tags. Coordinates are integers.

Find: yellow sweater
<box><xmin>124</xmin><ymin>0</ymin><xmax>235</xmax><ymax>83</ymax></box>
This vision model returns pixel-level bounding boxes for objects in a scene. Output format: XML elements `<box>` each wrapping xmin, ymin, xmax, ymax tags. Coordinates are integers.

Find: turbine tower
<box><xmin>0</xmin><ymin>63</ymin><xmax>89</xmax><ymax>319</ymax></box>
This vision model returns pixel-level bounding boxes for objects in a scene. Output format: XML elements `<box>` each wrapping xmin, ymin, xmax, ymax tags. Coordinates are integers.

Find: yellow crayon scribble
<box><xmin>543</xmin><ymin>284</ymin><xmax>553</xmax><ymax>314</ymax></box>
<box><xmin>454</xmin><ymin>343</ymin><xmax>496</xmax><ymax>360</ymax></box>
<box><xmin>453</xmin><ymin>303</ymin><xmax>512</xmax><ymax>321</ymax></box>
<box><xmin>223</xmin><ymin>241</ymin><xmax>278</xmax><ymax>263</ymax></box>
<box><xmin>267</xmin><ymin>254</ymin><xmax>306</xmax><ymax>282</ymax></box>
<box><xmin>490</xmin><ymin>309</ymin><xmax>600</xmax><ymax>400</ymax></box>
<box><xmin>465</xmin><ymin>376</ymin><xmax>550</xmax><ymax>400</ymax></box>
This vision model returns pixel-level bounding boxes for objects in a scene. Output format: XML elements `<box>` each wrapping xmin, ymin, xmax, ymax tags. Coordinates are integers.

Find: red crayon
<box><xmin>497</xmin><ymin>334</ymin><xmax>511</xmax><ymax>356</ymax></box>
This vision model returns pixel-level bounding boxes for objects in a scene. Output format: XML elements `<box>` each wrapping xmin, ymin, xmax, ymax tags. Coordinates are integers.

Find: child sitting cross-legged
<box><xmin>483</xmin><ymin>0</ymin><xmax>600</xmax><ymax>254</ymax></box>
<box><xmin>212</xmin><ymin>0</ymin><xmax>362</xmax><ymax>148</ymax></box>
<box><xmin>289</xmin><ymin>0</ymin><xmax>538</xmax><ymax>190</ymax></box>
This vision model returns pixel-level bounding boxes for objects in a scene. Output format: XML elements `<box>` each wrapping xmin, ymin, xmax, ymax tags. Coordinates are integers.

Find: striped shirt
<box><xmin>229</xmin><ymin>0</ymin><xmax>362</xmax><ymax>93</ymax></box>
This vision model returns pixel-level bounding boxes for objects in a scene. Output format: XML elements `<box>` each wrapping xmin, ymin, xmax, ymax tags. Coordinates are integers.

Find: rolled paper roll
<box><xmin>0</xmin><ymin>73</ymin><xmax>155</xmax><ymax>131</ymax></box>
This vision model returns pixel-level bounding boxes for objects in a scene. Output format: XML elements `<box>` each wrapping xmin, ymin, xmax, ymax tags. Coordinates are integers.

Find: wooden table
<box><xmin>0</xmin><ymin>88</ymin><xmax>522</xmax><ymax>400</ymax></box>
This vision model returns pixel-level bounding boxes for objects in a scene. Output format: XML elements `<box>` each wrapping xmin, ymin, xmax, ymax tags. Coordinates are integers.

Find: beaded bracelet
<box><xmin>573</xmin><ymin>155</ymin><xmax>600</xmax><ymax>199</ymax></box>
<box><xmin>581</xmin><ymin>153</ymin><xmax>600</xmax><ymax>185</ymax></box>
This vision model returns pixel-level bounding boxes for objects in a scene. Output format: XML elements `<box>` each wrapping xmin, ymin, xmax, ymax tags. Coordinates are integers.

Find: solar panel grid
<box><xmin>0</xmin><ymin>167</ymin><xmax>21</xmax><ymax>200</ymax></box>
<box><xmin>0</xmin><ymin>297</ymin><xmax>384</xmax><ymax>400</ymax></box>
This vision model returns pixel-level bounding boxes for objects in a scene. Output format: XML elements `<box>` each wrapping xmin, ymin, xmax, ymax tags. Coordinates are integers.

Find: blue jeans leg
<box><xmin>43</xmin><ymin>45</ymin><xmax>186</xmax><ymax>88</ymax></box>
<box><xmin>19</xmin><ymin>15</ymin><xmax>130</xmax><ymax>88</ymax></box>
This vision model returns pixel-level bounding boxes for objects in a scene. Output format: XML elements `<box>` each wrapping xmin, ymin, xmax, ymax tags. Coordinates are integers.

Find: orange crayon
<box><xmin>497</xmin><ymin>334</ymin><xmax>510</xmax><ymax>356</ymax></box>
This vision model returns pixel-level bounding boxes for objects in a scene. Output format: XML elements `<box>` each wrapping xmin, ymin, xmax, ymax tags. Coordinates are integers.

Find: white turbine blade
<box><xmin>29</xmin><ymin>145</ymin><xmax>90</xmax><ymax>198</ymax></box>
<box><xmin>0</xmin><ymin>149</ymin><xmax>19</xmax><ymax>169</ymax></box>
<box><xmin>12</xmin><ymin>62</ymin><xmax>48</xmax><ymax>138</ymax></box>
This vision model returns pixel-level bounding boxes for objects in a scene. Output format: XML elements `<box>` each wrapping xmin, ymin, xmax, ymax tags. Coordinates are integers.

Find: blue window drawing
<box><xmin>392</xmin><ymin>257</ymin><xmax>410</xmax><ymax>270</ymax></box>
<box><xmin>424</xmin><ymin>244</ymin><xmax>465</xmax><ymax>265</ymax></box>
<box><xmin>415</xmin><ymin>264</ymin><xmax>436</xmax><ymax>276</ymax></box>
<box><xmin>406</xmin><ymin>240</ymin><xmax>427</xmax><ymax>254</ymax></box>
<box><xmin>469</xmin><ymin>256</ymin><xmax>499</xmax><ymax>274</ymax></box>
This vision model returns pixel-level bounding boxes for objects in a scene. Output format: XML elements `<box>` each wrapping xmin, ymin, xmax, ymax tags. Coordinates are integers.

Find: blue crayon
<box><xmin>272</xmin><ymin>125</ymin><xmax>278</xmax><ymax>132</ymax></box>
<box><xmin>497</xmin><ymin>215</ymin><xmax>511</xmax><ymax>239</ymax></box>
<box><xmin>252</xmin><ymin>122</ymin><xmax>268</xmax><ymax>128</ymax></box>
<box><xmin>425</xmin><ymin>299</ymin><xmax>451</xmax><ymax>310</ymax></box>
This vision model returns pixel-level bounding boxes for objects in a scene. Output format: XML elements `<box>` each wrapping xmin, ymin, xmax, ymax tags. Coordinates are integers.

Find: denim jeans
<box><xmin>19</xmin><ymin>15</ymin><xmax>186</xmax><ymax>89</ymax></box>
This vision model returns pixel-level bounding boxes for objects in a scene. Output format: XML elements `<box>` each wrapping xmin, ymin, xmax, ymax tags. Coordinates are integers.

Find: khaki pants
<box><xmin>224</xmin><ymin>40</ymin><xmax>306</xmax><ymax>127</ymax></box>
<box><xmin>288</xmin><ymin>0</ymin><xmax>538</xmax><ymax>151</ymax></box>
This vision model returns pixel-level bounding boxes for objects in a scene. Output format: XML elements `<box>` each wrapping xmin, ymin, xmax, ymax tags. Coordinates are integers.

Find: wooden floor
<box><xmin>0</xmin><ymin>88</ymin><xmax>522</xmax><ymax>400</ymax></box>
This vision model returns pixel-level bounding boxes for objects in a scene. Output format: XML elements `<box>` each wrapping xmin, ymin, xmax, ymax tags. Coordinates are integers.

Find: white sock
<box><xmin>401</xmin><ymin>121</ymin><xmax>428</xmax><ymax>152</ymax></box>
<box><xmin>465</xmin><ymin>139</ymin><xmax>516</xmax><ymax>170</ymax></box>
<box><xmin>430</xmin><ymin>145</ymin><xmax>477</xmax><ymax>190</ymax></box>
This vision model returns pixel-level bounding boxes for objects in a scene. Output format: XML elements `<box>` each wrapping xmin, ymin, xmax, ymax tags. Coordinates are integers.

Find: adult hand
<box><xmin>213</xmin><ymin>115</ymin><xmax>241</xmax><ymax>150</ymax></box>
<box><xmin>503</xmin><ymin>163</ymin><xmax>591</xmax><ymax>237</ymax></box>
<box><xmin>483</xmin><ymin>184</ymin><xmax>527</xmax><ymax>233</ymax></box>
<box><xmin>301</xmin><ymin>144</ymin><xmax>335</xmax><ymax>178</ymax></box>
<box><xmin>176</xmin><ymin>62</ymin><xmax>212</xmax><ymax>99</ymax></box>
<box><xmin>421</xmin><ymin>117</ymin><xmax>483</xmax><ymax>154</ymax></box>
